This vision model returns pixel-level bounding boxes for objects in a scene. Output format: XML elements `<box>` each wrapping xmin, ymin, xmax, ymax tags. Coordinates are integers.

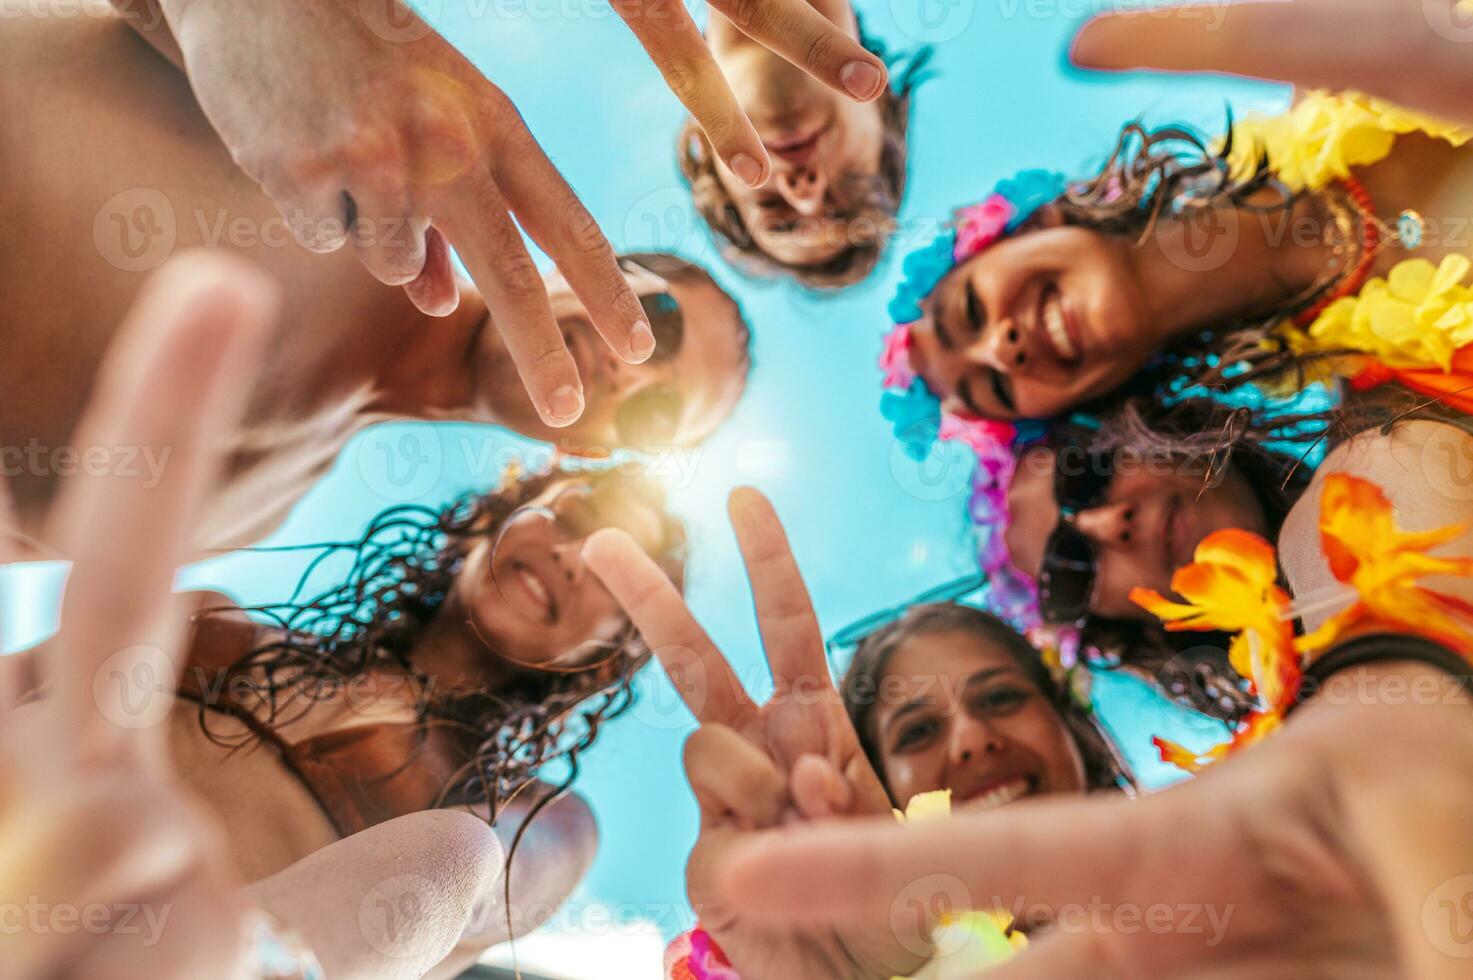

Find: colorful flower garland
<box><xmin>1134</xmin><ymin>473</ymin><xmax>1473</xmax><ymax>773</ymax></box>
<box><xmin>879</xmin><ymin>170</ymin><xmax>1066</xmax><ymax>630</ymax></box>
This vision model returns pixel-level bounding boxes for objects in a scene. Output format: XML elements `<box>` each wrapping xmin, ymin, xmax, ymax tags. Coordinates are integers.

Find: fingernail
<box><xmin>629</xmin><ymin>320</ymin><xmax>656</xmax><ymax>361</ymax></box>
<box><xmin>840</xmin><ymin>61</ymin><xmax>884</xmax><ymax>101</ymax></box>
<box><xmin>730</xmin><ymin>153</ymin><xmax>764</xmax><ymax>188</ymax></box>
<box><xmin>548</xmin><ymin>384</ymin><xmax>583</xmax><ymax>425</ymax></box>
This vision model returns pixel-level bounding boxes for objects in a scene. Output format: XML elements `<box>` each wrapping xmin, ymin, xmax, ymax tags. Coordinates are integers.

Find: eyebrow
<box><xmin>883</xmin><ymin>666</ymin><xmax>1014</xmax><ymax>734</ymax></box>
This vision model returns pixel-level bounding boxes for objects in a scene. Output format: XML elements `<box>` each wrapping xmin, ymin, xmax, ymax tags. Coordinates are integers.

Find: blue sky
<box><xmin>2</xmin><ymin>1</ymin><xmax>1289</xmax><ymax>975</ymax></box>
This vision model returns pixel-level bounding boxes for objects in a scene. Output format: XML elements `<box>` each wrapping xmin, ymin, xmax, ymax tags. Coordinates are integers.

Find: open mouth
<box><xmin>506</xmin><ymin>560</ymin><xmax>558</xmax><ymax>625</ymax></box>
<box><xmin>1037</xmin><ymin>285</ymin><xmax>1083</xmax><ymax>366</ymax></box>
<box><xmin>957</xmin><ymin>775</ymin><xmax>1036</xmax><ymax>812</ymax></box>
<box><xmin>764</xmin><ymin>120</ymin><xmax>829</xmax><ymax>167</ymax></box>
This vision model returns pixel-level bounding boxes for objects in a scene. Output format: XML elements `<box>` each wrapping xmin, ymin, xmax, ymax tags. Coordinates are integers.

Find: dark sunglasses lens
<box><xmin>637</xmin><ymin>292</ymin><xmax>684</xmax><ymax>362</ymax></box>
<box><xmin>1038</xmin><ymin>524</ymin><xmax>1096</xmax><ymax>623</ymax></box>
<box><xmin>1055</xmin><ymin>447</ymin><xmax>1113</xmax><ymax>513</ymax></box>
<box><xmin>615</xmin><ymin>386</ymin><xmax>683</xmax><ymax>448</ymax></box>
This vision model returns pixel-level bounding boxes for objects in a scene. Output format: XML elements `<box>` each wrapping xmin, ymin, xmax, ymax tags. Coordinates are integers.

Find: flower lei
<box><xmin>880</xmin><ymin>170</ymin><xmax>1066</xmax><ymax>630</ymax></box>
<box><xmin>1133</xmin><ymin>473</ymin><xmax>1473</xmax><ymax>773</ymax></box>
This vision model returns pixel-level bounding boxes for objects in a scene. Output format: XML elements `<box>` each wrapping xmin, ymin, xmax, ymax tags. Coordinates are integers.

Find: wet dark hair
<box><xmin>840</xmin><ymin>602</ymin><xmax>1133</xmax><ymax>800</ymax></box>
<box><xmin>677</xmin><ymin>23</ymin><xmax>932</xmax><ymax>289</ymax></box>
<box><xmin>197</xmin><ymin>468</ymin><xmax>686</xmax><ymax>824</ymax></box>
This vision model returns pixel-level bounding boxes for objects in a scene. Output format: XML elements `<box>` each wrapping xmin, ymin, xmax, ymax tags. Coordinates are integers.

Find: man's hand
<box><xmin>0</xmin><ymin>252</ymin><xmax>278</xmax><ymax>978</ymax></box>
<box><xmin>610</xmin><ymin>0</ymin><xmax>889</xmax><ymax>186</ymax></box>
<box><xmin>584</xmin><ymin>488</ymin><xmax>929</xmax><ymax>979</ymax></box>
<box><xmin>719</xmin><ymin>661</ymin><xmax>1473</xmax><ymax>980</ymax></box>
<box><xmin>1073</xmin><ymin>0</ymin><xmax>1473</xmax><ymax>126</ymax></box>
<box><xmin>127</xmin><ymin>0</ymin><xmax>656</xmax><ymax>428</ymax></box>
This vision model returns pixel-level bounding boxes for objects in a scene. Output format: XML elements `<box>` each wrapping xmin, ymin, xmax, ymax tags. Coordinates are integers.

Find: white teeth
<box><xmin>1042</xmin><ymin>293</ymin><xmax>1078</xmax><ymax>362</ymax></box>
<box><xmin>968</xmin><ymin>777</ymin><xmax>1030</xmax><ymax>812</ymax></box>
<box><xmin>519</xmin><ymin>568</ymin><xmax>550</xmax><ymax>609</ymax></box>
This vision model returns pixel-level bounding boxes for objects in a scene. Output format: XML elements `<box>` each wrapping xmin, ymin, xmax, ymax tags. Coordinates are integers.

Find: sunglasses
<box><xmin>825</xmin><ymin>574</ymin><xmax>989</xmax><ymax>670</ymax></box>
<box><xmin>1036</xmin><ymin>444</ymin><xmax>1116</xmax><ymax>625</ymax></box>
<box><xmin>613</xmin><ymin>259</ymin><xmax>686</xmax><ymax>448</ymax></box>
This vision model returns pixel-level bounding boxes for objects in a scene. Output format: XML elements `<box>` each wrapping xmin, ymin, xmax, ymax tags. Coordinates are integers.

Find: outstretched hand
<box><xmin>1073</xmin><ymin>0</ymin><xmax>1473</xmax><ymax>126</ymax></box>
<box><xmin>584</xmin><ymin>488</ymin><xmax>928</xmax><ymax>979</ymax></box>
<box><xmin>0</xmin><ymin>252</ymin><xmax>279</xmax><ymax>978</ymax></box>
<box><xmin>719</xmin><ymin>661</ymin><xmax>1473</xmax><ymax>980</ymax></box>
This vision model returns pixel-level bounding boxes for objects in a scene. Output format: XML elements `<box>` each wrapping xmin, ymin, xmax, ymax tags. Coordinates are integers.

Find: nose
<box><xmin>772</xmin><ymin>166</ymin><xmax>828</xmax><ymax>217</ymax></box>
<box><xmin>551</xmin><ymin>540</ymin><xmax>586</xmax><ymax>584</ymax></box>
<box><xmin>964</xmin><ymin>319</ymin><xmax>1027</xmax><ymax>374</ymax></box>
<box><xmin>949</xmin><ymin>715</ymin><xmax>1004</xmax><ymax>768</ymax></box>
<box><xmin>1069</xmin><ymin>501</ymin><xmax>1137</xmax><ymax>549</ymax></box>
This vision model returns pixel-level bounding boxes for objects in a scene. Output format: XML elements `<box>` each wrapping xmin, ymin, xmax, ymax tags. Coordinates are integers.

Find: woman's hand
<box><xmin>1073</xmin><ymin>0</ymin><xmax>1473</xmax><ymax>125</ymax></box>
<box><xmin>0</xmin><ymin>252</ymin><xmax>278</xmax><ymax>979</ymax></box>
<box><xmin>584</xmin><ymin>488</ymin><xmax>929</xmax><ymax>980</ymax></box>
<box><xmin>718</xmin><ymin>660</ymin><xmax>1473</xmax><ymax>980</ymax></box>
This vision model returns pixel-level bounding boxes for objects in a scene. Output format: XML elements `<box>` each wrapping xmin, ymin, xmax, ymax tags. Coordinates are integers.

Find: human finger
<box><xmin>488</xmin><ymin>104</ymin><xmax>653</xmax><ymax>362</ymax></box>
<box><xmin>720</xmin><ymin>790</ymin><xmax>1160</xmax><ymax>926</ymax></box>
<box><xmin>437</xmin><ymin>170</ymin><xmax>584</xmax><ymax>427</ymax></box>
<box><xmin>706</xmin><ymin>0</ymin><xmax>888</xmax><ymax>101</ymax></box>
<box><xmin>685</xmin><ymin>724</ymin><xmax>788</xmax><ymax>829</ymax></box>
<box><xmin>402</xmin><ymin>225</ymin><xmax>461</xmax><ymax>317</ymax></box>
<box><xmin>611</xmin><ymin>0</ymin><xmax>769</xmax><ymax>187</ymax></box>
<box><xmin>727</xmin><ymin>488</ymin><xmax>830</xmax><ymax>695</ymax></box>
<box><xmin>345</xmin><ymin>187</ymin><xmax>429</xmax><ymax>288</ymax></box>
<box><xmin>583</xmin><ymin>528</ymin><xmax>755</xmax><ymax>727</ymax></box>
<box><xmin>43</xmin><ymin>251</ymin><xmax>278</xmax><ymax>770</ymax></box>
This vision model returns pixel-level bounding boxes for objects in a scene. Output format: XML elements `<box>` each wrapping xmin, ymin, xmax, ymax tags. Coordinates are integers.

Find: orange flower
<box><xmin>1298</xmin><ymin>474</ymin><xmax>1473</xmax><ymax>655</ymax></box>
<box><xmin>1153</xmin><ymin>711</ymin><xmax>1281</xmax><ymax>775</ymax></box>
<box><xmin>1131</xmin><ymin>529</ymin><xmax>1298</xmax><ymax>708</ymax></box>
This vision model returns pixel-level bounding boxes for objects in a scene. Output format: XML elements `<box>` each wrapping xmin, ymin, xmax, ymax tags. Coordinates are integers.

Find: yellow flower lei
<box><xmin>1228</xmin><ymin>89</ymin><xmax>1470</xmax><ymax>192</ymax></box>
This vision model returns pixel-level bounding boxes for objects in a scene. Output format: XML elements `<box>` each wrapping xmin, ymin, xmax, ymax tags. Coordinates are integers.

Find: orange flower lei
<box><xmin>1132</xmin><ymin>474</ymin><xmax>1473</xmax><ymax>773</ymax></box>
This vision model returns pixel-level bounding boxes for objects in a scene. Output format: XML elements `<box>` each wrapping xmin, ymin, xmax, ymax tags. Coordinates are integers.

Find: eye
<box><xmin>965</xmin><ymin>281</ymin><xmax>985</xmax><ymax>334</ymax></box>
<box><xmin>892</xmin><ymin>717</ymin><xmax>940</xmax><ymax>753</ymax></box>
<box><xmin>972</xmin><ymin>687</ymin><xmax>1028</xmax><ymax>715</ymax></box>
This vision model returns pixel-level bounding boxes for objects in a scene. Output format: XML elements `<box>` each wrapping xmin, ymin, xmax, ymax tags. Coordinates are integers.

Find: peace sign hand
<box><xmin>0</xmin><ymin>252</ymin><xmax>277</xmax><ymax>979</ymax></box>
<box><xmin>585</xmin><ymin>488</ymin><xmax>929</xmax><ymax>980</ymax></box>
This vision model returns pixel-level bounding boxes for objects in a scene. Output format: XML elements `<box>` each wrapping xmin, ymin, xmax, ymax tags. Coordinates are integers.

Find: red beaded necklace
<box><xmin>1292</xmin><ymin>176</ymin><xmax>1381</xmax><ymax>328</ymax></box>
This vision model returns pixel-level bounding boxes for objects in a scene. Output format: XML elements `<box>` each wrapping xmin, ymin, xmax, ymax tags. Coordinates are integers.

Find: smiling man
<box><xmin>678</xmin><ymin>0</ymin><xmax>928</xmax><ymax>289</ymax></box>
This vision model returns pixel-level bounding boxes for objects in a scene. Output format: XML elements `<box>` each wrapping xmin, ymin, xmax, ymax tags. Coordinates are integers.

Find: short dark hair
<box><xmin>840</xmin><ymin>602</ymin><xmax>1134</xmax><ymax>801</ymax></box>
<box><xmin>676</xmin><ymin>28</ymin><xmax>931</xmax><ymax>289</ymax></box>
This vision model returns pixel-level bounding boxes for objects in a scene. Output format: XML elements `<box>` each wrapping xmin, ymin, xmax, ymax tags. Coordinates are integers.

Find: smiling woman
<box><xmin>841</xmin><ymin>602</ymin><xmax>1133</xmax><ymax>807</ymax></box>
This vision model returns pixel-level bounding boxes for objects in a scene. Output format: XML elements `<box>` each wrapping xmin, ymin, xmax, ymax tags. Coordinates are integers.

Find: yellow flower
<box><xmin>1229</xmin><ymin>91</ymin><xmax>1470</xmax><ymax>192</ymax></box>
<box><xmin>1298</xmin><ymin>474</ymin><xmax>1473</xmax><ymax>655</ymax></box>
<box><xmin>894</xmin><ymin>789</ymin><xmax>954</xmax><ymax>824</ymax></box>
<box><xmin>1300</xmin><ymin>255</ymin><xmax>1473</xmax><ymax>373</ymax></box>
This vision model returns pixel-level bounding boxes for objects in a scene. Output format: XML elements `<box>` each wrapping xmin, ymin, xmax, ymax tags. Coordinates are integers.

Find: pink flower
<box><xmin>938</xmin><ymin>414</ymin><xmax>1017</xmax><ymax>459</ymax></box>
<box><xmin>879</xmin><ymin>324</ymin><xmax>917</xmax><ymax>388</ymax></box>
<box><xmin>953</xmin><ymin>196</ymin><xmax>1015</xmax><ymax>261</ymax></box>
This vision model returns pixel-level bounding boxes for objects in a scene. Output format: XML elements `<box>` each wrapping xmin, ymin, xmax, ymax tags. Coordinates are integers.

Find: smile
<box><xmin>958</xmin><ymin>775</ymin><xmax>1036</xmax><ymax>812</ymax></box>
<box><xmin>1038</xmin><ymin>286</ymin><xmax>1083</xmax><ymax>365</ymax></box>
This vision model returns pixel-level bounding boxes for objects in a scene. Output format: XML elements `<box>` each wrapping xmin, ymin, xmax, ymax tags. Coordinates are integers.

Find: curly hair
<box><xmin>197</xmin><ymin>468</ymin><xmax>686</xmax><ymax>826</ymax></box>
<box><xmin>841</xmin><ymin>602</ymin><xmax>1135</xmax><ymax>798</ymax></box>
<box><xmin>677</xmin><ymin>23</ymin><xmax>932</xmax><ymax>289</ymax></box>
